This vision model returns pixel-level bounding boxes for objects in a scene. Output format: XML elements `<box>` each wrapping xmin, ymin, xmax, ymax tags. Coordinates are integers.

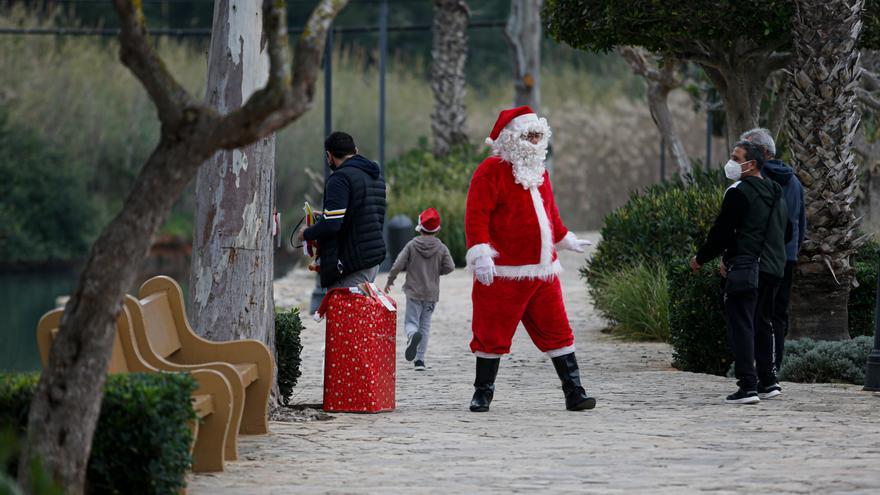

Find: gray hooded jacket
<box><xmin>386</xmin><ymin>235</ymin><xmax>455</xmax><ymax>302</ymax></box>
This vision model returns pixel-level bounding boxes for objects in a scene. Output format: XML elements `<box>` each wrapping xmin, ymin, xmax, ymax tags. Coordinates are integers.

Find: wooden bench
<box><xmin>37</xmin><ymin>306</ymin><xmax>233</xmax><ymax>473</ymax></box>
<box><xmin>124</xmin><ymin>275</ymin><xmax>273</xmax><ymax>437</ymax></box>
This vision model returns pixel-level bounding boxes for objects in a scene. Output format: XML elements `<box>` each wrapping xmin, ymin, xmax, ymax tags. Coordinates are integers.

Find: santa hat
<box><xmin>485</xmin><ymin>105</ymin><xmax>540</xmax><ymax>146</ymax></box>
<box><xmin>415</xmin><ymin>207</ymin><xmax>441</xmax><ymax>233</ymax></box>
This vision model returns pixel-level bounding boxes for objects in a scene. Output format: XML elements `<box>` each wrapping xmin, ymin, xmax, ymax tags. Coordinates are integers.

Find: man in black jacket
<box><xmin>299</xmin><ymin>132</ymin><xmax>387</xmax><ymax>288</ymax></box>
<box><xmin>690</xmin><ymin>140</ymin><xmax>789</xmax><ymax>404</ymax></box>
<box><xmin>740</xmin><ymin>128</ymin><xmax>806</xmax><ymax>373</ymax></box>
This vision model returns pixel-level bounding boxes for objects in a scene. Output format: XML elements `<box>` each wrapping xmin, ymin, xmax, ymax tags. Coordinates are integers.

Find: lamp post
<box><xmin>864</xmin><ymin>248</ymin><xmax>880</xmax><ymax>391</ymax></box>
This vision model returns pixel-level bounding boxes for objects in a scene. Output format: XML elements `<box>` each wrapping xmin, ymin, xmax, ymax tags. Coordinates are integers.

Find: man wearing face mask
<box><xmin>299</xmin><ymin>131</ymin><xmax>387</xmax><ymax>288</ymax></box>
<box><xmin>690</xmin><ymin>140</ymin><xmax>790</xmax><ymax>404</ymax></box>
<box><xmin>466</xmin><ymin>106</ymin><xmax>596</xmax><ymax>413</ymax></box>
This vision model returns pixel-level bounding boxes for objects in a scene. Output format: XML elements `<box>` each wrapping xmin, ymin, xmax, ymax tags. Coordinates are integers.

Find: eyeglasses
<box><xmin>522</xmin><ymin>131</ymin><xmax>543</xmax><ymax>140</ymax></box>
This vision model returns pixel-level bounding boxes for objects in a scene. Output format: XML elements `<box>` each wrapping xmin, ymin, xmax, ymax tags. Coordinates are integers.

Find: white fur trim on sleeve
<box><xmin>555</xmin><ymin>231</ymin><xmax>579</xmax><ymax>252</ymax></box>
<box><xmin>466</xmin><ymin>243</ymin><xmax>499</xmax><ymax>273</ymax></box>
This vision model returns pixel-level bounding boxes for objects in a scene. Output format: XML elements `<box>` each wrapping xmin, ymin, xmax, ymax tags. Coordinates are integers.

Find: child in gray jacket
<box><xmin>384</xmin><ymin>208</ymin><xmax>455</xmax><ymax>370</ymax></box>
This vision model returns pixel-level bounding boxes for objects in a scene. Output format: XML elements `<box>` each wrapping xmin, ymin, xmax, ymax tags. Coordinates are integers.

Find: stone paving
<box><xmin>190</xmin><ymin>233</ymin><xmax>880</xmax><ymax>494</ymax></box>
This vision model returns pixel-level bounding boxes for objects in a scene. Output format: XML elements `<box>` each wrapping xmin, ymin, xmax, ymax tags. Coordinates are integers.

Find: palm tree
<box><xmin>431</xmin><ymin>0</ymin><xmax>470</xmax><ymax>157</ymax></box>
<box><xmin>786</xmin><ymin>0</ymin><xmax>869</xmax><ymax>340</ymax></box>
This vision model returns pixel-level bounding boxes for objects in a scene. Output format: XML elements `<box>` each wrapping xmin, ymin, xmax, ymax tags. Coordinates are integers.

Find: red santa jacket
<box><xmin>465</xmin><ymin>156</ymin><xmax>573</xmax><ymax>280</ymax></box>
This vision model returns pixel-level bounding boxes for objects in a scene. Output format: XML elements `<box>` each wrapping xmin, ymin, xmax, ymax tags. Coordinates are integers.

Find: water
<box><xmin>0</xmin><ymin>269</ymin><xmax>78</xmax><ymax>372</ymax></box>
<box><xmin>0</xmin><ymin>252</ymin><xmax>301</xmax><ymax>373</ymax></box>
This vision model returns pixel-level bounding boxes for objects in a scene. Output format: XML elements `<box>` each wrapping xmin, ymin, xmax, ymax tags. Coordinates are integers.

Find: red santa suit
<box><xmin>466</xmin><ymin>107</ymin><xmax>585</xmax><ymax>358</ymax></box>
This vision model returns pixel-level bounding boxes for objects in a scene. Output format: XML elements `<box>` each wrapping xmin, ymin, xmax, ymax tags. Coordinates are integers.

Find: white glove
<box><xmin>556</xmin><ymin>233</ymin><xmax>592</xmax><ymax>253</ymax></box>
<box><xmin>474</xmin><ymin>255</ymin><xmax>496</xmax><ymax>286</ymax></box>
<box><xmin>569</xmin><ymin>239</ymin><xmax>592</xmax><ymax>253</ymax></box>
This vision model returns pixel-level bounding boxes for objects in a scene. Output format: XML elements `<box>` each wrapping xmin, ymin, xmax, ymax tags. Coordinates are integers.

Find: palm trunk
<box><xmin>786</xmin><ymin>0</ymin><xmax>865</xmax><ymax>340</ymax></box>
<box><xmin>431</xmin><ymin>0</ymin><xmax>470</xmax><ymax>157</ymax></box>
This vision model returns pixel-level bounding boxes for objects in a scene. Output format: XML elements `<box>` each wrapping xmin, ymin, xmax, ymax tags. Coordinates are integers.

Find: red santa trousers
<box><xmin>470</xmin><ymin>275</ymin><xmax>573</xmax><ymax>355</ymax></box>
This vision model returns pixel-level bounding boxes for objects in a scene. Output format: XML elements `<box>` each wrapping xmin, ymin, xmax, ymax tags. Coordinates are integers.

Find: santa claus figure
<box><xmin>466</xmin><ymin>106</ymin><xmax>596</xmax><ymax>412</ymax></box>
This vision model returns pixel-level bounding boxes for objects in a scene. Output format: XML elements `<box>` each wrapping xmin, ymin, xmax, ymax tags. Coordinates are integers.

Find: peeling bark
<box><xmin>190</xmin><ymin>0</ymin><xmax>279</xmax><ymax>404</ymax></box>
<box><xmin>431</xmin><ymin>0</ymin><xmax>470</xmax><ymax>157</ymax></box>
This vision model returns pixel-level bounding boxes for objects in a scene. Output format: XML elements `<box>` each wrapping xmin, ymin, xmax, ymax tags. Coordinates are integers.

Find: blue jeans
<box><xmin>404</xmin><ymin>298</ymin><xmax>435</xmax><ymax>362</ymax></box>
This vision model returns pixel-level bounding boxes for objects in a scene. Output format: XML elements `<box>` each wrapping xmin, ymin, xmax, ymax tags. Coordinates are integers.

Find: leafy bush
<box><xmin>275</xmin><ymin>307</ymin><xmax>304</xmax><ymax>406</ymax></box>
<box><xmin>385</xmin><ymin>142</ymin><xmax>487</xmax><ymax>266</ymax></box>
<box><xmin>597</xmin><ymin>263</ymin><xmax>670</xmax><ymax>341</ymax></box>
<box><xmin>0</xmin><ymin>111</ymin><xmax>98</xmax><ymax>265</ymax></box>
<box><xmin>849</xmin><ymin>238</ymin><xmax>879</xmax><ymax>338</ymax></box>
<box><xmin>0</xmin><ymin>373</ymin><xmax>196</xmax><ymax>494</ymax></box>
<box><xmin>779</xmin><ymin>337</ymin><xmax>873</xmax><ymax>385</ymax></box>
<box><xmin>0</xmin><ymin>427</ymin><xmax>64</xmax><ymax>495</ymax></box>
<box><xmin>584</xmin><ymin>169</ymin><xmax>725</xmax><ymax>317</ymax></box>
<box><xmin>668</xmin><ymin>261</ymin><xmax>731</xmax><ymax>376</ymax></box>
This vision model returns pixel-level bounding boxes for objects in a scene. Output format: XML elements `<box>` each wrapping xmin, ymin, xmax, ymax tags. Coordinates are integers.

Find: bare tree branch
<box><xmin>213</xmin><ymin>0</ymin><xmax>349</xmax><ymax>149</ymax></box>
<box><xmin>110</xmin><ymin>0</ymin><xmax>201</xmax><ymax>127</ymax></box>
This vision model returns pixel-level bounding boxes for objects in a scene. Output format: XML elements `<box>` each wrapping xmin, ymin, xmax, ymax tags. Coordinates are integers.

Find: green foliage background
<box><xmin>275</xmin><ymin>307</ymin><xmax>304</xmax><ymax>406</ymax></box>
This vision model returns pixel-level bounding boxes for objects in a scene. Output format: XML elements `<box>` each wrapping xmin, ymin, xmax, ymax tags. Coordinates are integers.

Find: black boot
<box><xmin>551</xmin><ymin>352</ymin><xmax>596</xmax><ymax>411</ymax></box>
<box><xmin>469</xmin><ymin>357</ymin><xmax>500</xmax><ymax>412</ymax></box>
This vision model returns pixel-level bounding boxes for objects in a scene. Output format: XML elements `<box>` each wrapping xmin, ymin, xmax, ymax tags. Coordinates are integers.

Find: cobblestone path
<box><xmin>190</xmin><ymin>233</ymin><xmax>880</xmax><ymax>494</ymax></box>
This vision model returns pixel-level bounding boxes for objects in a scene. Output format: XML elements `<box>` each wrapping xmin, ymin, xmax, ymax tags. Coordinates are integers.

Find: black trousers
<box><xmin>725</xmin><ymin>273</ymin><xmax>779</xmax><ymax>390</ymax></box>
<box><xmin>770</xmin><ymin>261</ymin><xmax>796</xmax><ymax>371</ymax></box>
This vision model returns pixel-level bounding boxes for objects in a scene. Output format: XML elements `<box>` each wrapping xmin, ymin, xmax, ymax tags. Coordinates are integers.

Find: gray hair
<box><xmin>739</xmin><ymin>128</ymin><xmax>776</xmax><ymax>158</ymax></box>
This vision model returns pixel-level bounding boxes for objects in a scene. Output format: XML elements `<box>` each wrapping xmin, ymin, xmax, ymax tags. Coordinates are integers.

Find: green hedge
<box><xmin>779</xmin><ymin>337</ymin><xmax>873</xmax><ymax>385</ymax></box>
<box><xmin>275</xmin><ymin>307</ymin><xmax>304</xmax><ymax>406</ymax></box>
<box><xmin>385</xmin><ymin>142</ymin><xmax>488</xmax><ymax>267</ymax></box>
<box><xmin>850</xmin><ymin>240</ymin><xmax>879</xmax><ymax>338</ymax></box>
<box><xmin>668</xmin><ymin>261</ymin><xmax>731</xmax><ymax>375</ymax></box>
<box><xmin>0</xmin><ymin>373</ymin><xmax>196</xmax><ymax>494</ymax></box>
<box><xmin>584</xmin><ymin>169</ymin><xmax>725</xmax><ymax>317</ymax></box>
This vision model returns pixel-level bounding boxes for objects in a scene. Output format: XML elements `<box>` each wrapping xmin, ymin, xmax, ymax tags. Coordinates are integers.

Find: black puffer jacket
<box><xmin>304</xmin><ymin>155</ymin><xmax>387</xmax><ymax>287</ymax></box>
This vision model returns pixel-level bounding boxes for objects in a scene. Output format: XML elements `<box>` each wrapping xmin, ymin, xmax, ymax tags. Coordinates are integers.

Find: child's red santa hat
<box><xmin>415</xmin><ymin>207</ymin><xmax>441</xmax><ymax>233</ymax></box>
<box><xmin>484</xmin><ymin>105</ymin><xmax>539</xmax><ymax>146</ymax></box>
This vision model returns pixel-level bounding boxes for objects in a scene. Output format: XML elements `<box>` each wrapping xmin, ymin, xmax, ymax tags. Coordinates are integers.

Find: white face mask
<box><xmin>724</xmin><ymin>159</ymin><xmax>750</xmax><ymax>181</ymax></box>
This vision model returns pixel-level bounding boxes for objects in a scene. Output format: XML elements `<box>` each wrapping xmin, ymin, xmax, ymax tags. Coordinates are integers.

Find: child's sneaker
<box><xmin>405</xmin><ymin>332</ymin><xmax>422</xmax><ymax>361</ymax></box>
<box><xmin>414</xmin><ymin>360</ymin><xmax>426</xmax><ymax>371</ymax></box>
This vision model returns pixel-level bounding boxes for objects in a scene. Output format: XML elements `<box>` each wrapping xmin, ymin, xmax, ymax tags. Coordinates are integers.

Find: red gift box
<box><xmin>317</xmin><ymin>283</ymin><xmax>397</xmax><ymax>413</ymax></box>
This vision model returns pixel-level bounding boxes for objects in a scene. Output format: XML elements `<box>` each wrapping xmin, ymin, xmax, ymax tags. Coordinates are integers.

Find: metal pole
<box><xmin>310</xmin><ymin>27</ymin><xmax>334</xmax><ymax>314</ymax></box>
<box><xmin>378</xmin><ymin>0</ymin><xmax>388</xmax><ymax>168</ymax></box>
<box><xmin>863</xmin><ymin>247</ymin><xmax>880</xmax><ymax>390</ymax></box>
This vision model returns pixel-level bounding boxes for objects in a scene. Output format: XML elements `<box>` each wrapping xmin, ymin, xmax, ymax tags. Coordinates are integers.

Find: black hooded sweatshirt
<box><xmin>304</xmin><ymin>155</ymin><xmax>387</xmax><ymax>287</ymax></box>
<box><xmin>696</xmin><ymin>175</ymin><xmax>790</xmax><ymax>280</ymax></box>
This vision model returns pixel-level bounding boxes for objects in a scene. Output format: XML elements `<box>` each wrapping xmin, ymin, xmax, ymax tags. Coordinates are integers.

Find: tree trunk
<box><xmin>19</xmin><ymin>133</ymin><xmax>217</xmax><ymax>493</ymax></box>
<box><xmin>18</xmin><ymin>1</ymin><xmax>347</xmax><ymax>491</ymax></box>
<box><xmin>786</xmin><ymin>0</ymin><xmax>865</xmax><ymax>340</ymax></box>
<box><xmin>618</xmin><ymin>47</ymin><xmax>692</xmax><ymax>176</ymax></box>
<box><xmin>504</xmin><ymin>0</ymin><xmax>542</xmax><ymax>111</ymax></box>
<box><xmin>700</xmin><ymin>59</ymin><xmax>768</xmax><ymax>148</ymax></box>
<box><xmin>431</xmin><ymin>0</ymin><xmax>470</xmax><ymax>157</ymax></box>
<box><xmin>190</xmin><ymin>0</ymin><xmax>279</xmax><ymax>403</ymax></box>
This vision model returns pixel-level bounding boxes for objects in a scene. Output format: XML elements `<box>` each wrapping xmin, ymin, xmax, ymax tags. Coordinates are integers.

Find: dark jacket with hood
<box><xmin>304</xmin><ymin>155</ymin><xmax>387</xmax><ymax>287</ymax></box>
<box><xmin>763</xmin><ymin>159</ymin><xmax>806</xmax><ymax>262</ymax></box>
<box><xmin>386</xmin><ymin>235</ymin><xmax>455</xmax><ymax>302</ymax></box>
<box><xmin>696</xmin><ymin>175</ymin><xmax>790</xmax><ymax>279</ymax></box>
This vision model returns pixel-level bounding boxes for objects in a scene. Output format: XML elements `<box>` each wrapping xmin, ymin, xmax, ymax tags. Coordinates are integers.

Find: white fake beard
<box><xmin>492</xmin><ymin>125</ymin><xmax>551</xmax><ymax>189</ymax></box>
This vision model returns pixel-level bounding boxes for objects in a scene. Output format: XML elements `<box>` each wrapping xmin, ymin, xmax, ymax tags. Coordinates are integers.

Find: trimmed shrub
<box><xmin>385</xmin><ymin>141</ymin><xmax>487</xmax><ymax>266</ymax></box>
<box><xmin>779</xmin><ymin>337</ymin><xmax>873</xmax><ymax>385</ymax></box>
<box><xmin>0</xmin><ymin>373</ymin><xmax>196</xmax><ymax>494</ymax></box>
<box><xmin>598</xmin><ymin>263</ymin><xmax>670</xmax><ymax>342</ymax></box>
<box><xmin>584</xmin><ymin>169</ymin><xmax>725</xmax><ymax>317</ymax></box>
<box><xmin>668</xmin><ymin>261</ymin><xmax>731</xmax><ymax>376</ymax></box>
<box><xmin>275</xmin><ymin>307</ymin><xmax>304</xmax><ymax>406</ymax></box>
